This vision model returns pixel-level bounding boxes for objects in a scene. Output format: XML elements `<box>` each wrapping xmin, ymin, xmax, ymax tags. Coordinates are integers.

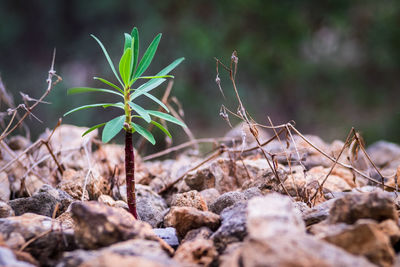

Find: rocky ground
<box><xmin>0</xmin><ymin>124</ymin><xmax>400</xmax><ymax>266</ymax></box>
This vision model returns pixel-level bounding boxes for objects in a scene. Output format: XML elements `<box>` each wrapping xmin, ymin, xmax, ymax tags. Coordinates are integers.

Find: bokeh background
<box><xmin>1</xmin><ymin>0</ymin><xmax>399</xmax><ymax>149</ymax></box>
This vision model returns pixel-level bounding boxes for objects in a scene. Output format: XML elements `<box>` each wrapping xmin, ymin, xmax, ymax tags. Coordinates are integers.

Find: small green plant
<box><xmin>64</xmin><ymin>27</ymin><xmax>186</xmax><ymax>219</ymax></box>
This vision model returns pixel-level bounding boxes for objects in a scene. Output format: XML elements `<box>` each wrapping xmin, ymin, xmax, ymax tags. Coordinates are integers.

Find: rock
<box><xmin>24</xmin><ymin>175</ymin><xmax>45</xmax><ymax>197</ymax></box>
<box><xmin>174</xmin><ymin>236</ymin><xmax>218</xmax><ymax>266</ymax></box>
<box><xmin>171</xmin><ymin>190</ymin><xmax>208</xmax><ymax>211</ymax></box>
<box><xmin>247</xmin><ymin>193</ymin><xmax>305</xmax><ymax>240</ymax></box>
<box><xmin>211</xmin><ymin>202</ymin><xmax>247</xmax><ymax>252</ymax></box>
<box><xmin>182</xmin><ymin>227</ymin><xmax>213</xmax><ymax>243</ymax></box>
<box><xmin>0</xmin><ymin>172</ymin><xmax>10</xmax><ymax>201</ymax></box>
<box><xmin>56</xmin><ymin>211</ymin><xmax>74</xmax><ymax>229</ymax></box>
<box><xmin>8</xmin><ymin>185</ymin><xmax>73</xmax><ymax>217</ymax></box>
<box><xmin>220</xmin><ymin>234</ymin><xmax>375</xmax><ymax>267</ymax></box>
<box><xmin>311</xmin><ymin>219</ymin><xmax>395</xmax><ymax>267</ymax></box>
<box><xmin>0</xmin><ymin>246</ymin><xmax>35</xmax><ymax>267</ymax></box>
<box><xmin>0</xmin><ymin>213</ymin><xmax>76</xmax><ymax>265</ymax></box>
<box><xmin>367</xmin><ymin>141</ymin><xmax>400</xmax><ymax>168</ymax></box>
<box><xmin>135</xmin><ymin>184</ymin><xmax>168</xmax><ymax>228</ymax></box>
<box><xmin>57</xmin><ymin>239</ymin><xmax>177</xmax><ymax>267</ymax></box>
<box><xmin>0</xmin><ymin>200</ymin><xmax>14</xmax><ymax>218</ymax></box>
<box><xmin>70</xmin><ymin>201</ymin><xmax>167</xmax><ymax>250</ymax></box>
<box><xmin>58</xmin><ymin>169</ymin><xmax>110</xmax><ymax>201</ymax></box>
<box><xmin>242</xmin><ymin>187</ymin><xmax>263</xmax><ymax>199</ymax></box>
<box><xmin>200</xmin><ymin>188</ymin><xmax>220</xmax><ymax>207</ymax></box>
<box><xmin>153</xmin><ymin>227</ymin><xmax>179</xmax><ymax>249</ymax></box>
<box><xmin>378</xmin><ymin>219</ymin><xmax>400</xmax><ymax>245</ymax></box>
<box><xmin>328</xmin><ymin>191</ymin><xmax>398</xmax><ymax>224</ymax></box>
<box><xmin>164</xmin><ymin>206</ymin><xmax>220</xmax><ymax>239</ymax></box>
<box><xmin>184</xmin><ymin>158</ymin><xmax>286</xmax><ymax>194</ymax></box>
<box><xmin>302</xmin><ymin>198</ymin><xmax>336</xmax><ymax>226</ymax></box>
<box><xmin>7</xmin><ymin>136</ymin><xmax>31</xmax><ymax>151</ymax></box>
<box><xmin>209</xmin><ymin>191</ymin><xmax>246</xmax><ymax>215</ymax></box>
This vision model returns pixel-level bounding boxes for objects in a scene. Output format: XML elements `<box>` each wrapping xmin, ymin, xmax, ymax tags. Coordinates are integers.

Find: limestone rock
<box><xmin>164</xmin><ymin>206</ymin><xmax>220</xmax><ymax>239</ymax></box>
<box><xmin>70</xmin><ymin>201</ymin><xmax>166</xmax><ymax>250</ymax></box>
<box><xmin>171</xmin><ymin>190</ymin><xmax>208</xmax><ymax>211</ymax></box>
<box><xmin>209</xmin><ymin>191</ymin><xmax>246</xmax><ymax>215</ymax></box>
<box><xmin>328</xmin><ymin>191</ymin><xmax>397</xmax><ymax>224</ymax></box>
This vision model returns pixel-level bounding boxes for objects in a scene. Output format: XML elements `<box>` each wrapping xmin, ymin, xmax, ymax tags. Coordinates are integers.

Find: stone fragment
<box><xmin>328</xmin><ymin>191</ymin><xmax>397</xmax><ymax>224</ymax></box>
<box><xmin>302</xmin><ymin>198</ymin><xmax>336</xmax><ymax>226</ymax></box>
<box><xmin>182</xmin><ymin>227</ymin><xmax>213</xmax><ymax>243</ymax></box>
<box><xmin>164</xmin><ymin>206</ymin><xmax>220</xmax><ymax>239</ymax></box>
<box><xmin>211</xmin><ymin>202</ymin><xmax>247</xmax><ymax>252</ymax></box>
<box><xmin>0</xmin><ymin>246</ymin><xmax>35</xmax><ymax>267</ymax></box>
<box><xmin>378</xmin><ymin>219</ymin><xmax>400</xmax><ymax>245</ymax></box>
<box><xmin>153</xmin><ymin>227</ymin><xmax>179</xmax><ymax>249</ymax></box>
<box><xmin>200</xmin><ymin>188</ymin><xmax>220</xmax><ymax>207</ymax></box>
<box><xmin>174</xmin><ymin>236</ymin><xmax>217</xmax><ymax>267</ymax></box>
<box><xmin>7</xmin><ymin>136</ymin><xmax>31</xmax><ymax>151</ymax></box>
<box><xmin>0</xmin><ymin>200</ymin><xmax>14</xmax><ymax>218</ymax></box>
<box><xmin>57</xmin><ymin>239</ymin><xmax>177</xmax><ymax>267</ymax></box>
<box><xmin>367</xmin><ymin>141</ymin><xmax>400</xmax><ymax>168</ymax></box>
<box><xmin>209</xmin><ymin>191</ymin><xmax>246</xmax><ymax>215</ymax></box>
<box><xmin>8</xmin><ymin>185</ymin><xmax>73</xmax><ymax>217</ymax></box>
<box><xmin>135</xmin><ymin>184</ymin><xmax>168</xmax><ymax>227</ymax></box>
<box><xmin>171</xmin><ymin>190</ymin><xmax>208</xmax><ymax>211</ymax></box>
<box><xmin>70</xmin><ymin>201</ymin><xmax>167</xmax><ymax>250</ymax></box>
<box><xmin>242</xmin><ymin>186</ymin><xmax>263</xmax><ymax>199</ymax></box>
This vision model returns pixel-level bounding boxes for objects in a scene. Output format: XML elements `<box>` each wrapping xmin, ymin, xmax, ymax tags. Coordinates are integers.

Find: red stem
<box><xmin>125</xmin><ymin>130</ymin><xmax>138</xmax><ymax>219</ymax></box>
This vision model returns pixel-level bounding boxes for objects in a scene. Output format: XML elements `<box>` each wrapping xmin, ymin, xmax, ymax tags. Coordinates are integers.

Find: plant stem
<box><xmin>125</xmin><ymin>130</ymin><xmax>138</xmax><ymax>219</ymax></box>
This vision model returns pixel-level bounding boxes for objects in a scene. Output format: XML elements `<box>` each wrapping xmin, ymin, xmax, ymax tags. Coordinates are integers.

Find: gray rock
<box><xmin>200</xmin><ymin>188</ymin><xmax>220</xmax><ymax>207</ymax></box>
<box><xmin>8</xmin><ymin>185</ymin><xmax>73</xmax><ymax>217</ymax></box>
<box><xmin>153</xmin><ymin>227</ymin><xmax>179</xmax><ymax>249</ymax></box>
<box><xmin>136</xmin><ymin>184</ymin><xmax>168</xmax><ymax>228</ymax></box>
<box><xmin>211</xmin><ymin>202</ymin><xmax>247</xmax><ymax>252</ymax></box>
<box><xmin>0</xmin><ymin>200</ymin><xmax>14</xmax><ymax>218</ymax></box>
<box><xmin>328</xmin><ymin>191</ymin><xmax>397</xmax><ymax>224</ymax></box>
<box><xmin>367</xmin><ymin>141</ymin><xmax>400</xmax><ymax>168</ymax></box>
<box><xmin>209</xmin><ymin>191</ymin><xmax>246</xmax><ymax>215</ymax></box>
<box><xmin>0</xmin><ymin>246</ymin><xmax>35</xmax><ymax>267</ymax></box>
<box><xmin>302</xmin><ymin>198</ymin><xmax>336</xmax><ymax>226</ymax></box>
<box><xmin>242</xmin><ymin>187</ymin><xmax>263</xmax><ymax>200</ymax></box>
<box><xmin>57</xmin><ymin>239</ymin><xmax>177</xmax><ymax>267</ymax></box>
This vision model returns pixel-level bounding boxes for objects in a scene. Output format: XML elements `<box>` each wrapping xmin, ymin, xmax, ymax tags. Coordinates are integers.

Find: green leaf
<box><xmin>103</xmin><ymin>102</ymin><xmax>125</xmax><ymax>109</ymax></box>
<box><xmin>156</xmin><ymin>57</ymin><xmax>185</xmax><ymax>76</ymax></box>
<box><xmin>131</xmin><ymin>27</ymin><xmax>139</xmax><ymax>78</ymax></box>
<box><xmin>64</xmin><ymin>103</ymin><xmax>116</xmax><ymax>116</ymax></box>
<box><xmin>102</xmin><ymin>115</ymin><xmax>125</xmax><ymax>143</ymax></box>
<box><xmin>131</xmin><ymin>122</ymin><xmax>155</xmax><ymax>145</ymax></box>
<box><xmin>148</xmin><ymin>110</ymin><xmax>186</xmax><ymax>128</ymax></box>
<box><xmin>119</xmin><ymin>47</ymin><xmax>132</xmax><ymax>86</ymax></box>
<box><xmin>82</xmin><ymin>123</ymin><xmax>106</xmax><ymax>137</ymax></box>
<box><xmin>129</xmin><ymin>102</ymin><xmax>151</xmax><ymax>123</ymax></box>
<box><xmin>94</xmin><ymin>77</ymin><xmax>124</xmax><ymax>94</ymax></box>
<box><xmin>91</xmin><ymin>34</ymin><xmax>123</xmax><ymax>87</ymax></box>
<box><xmin>137</xmin><ymin>75</ymin><xmax>174</xmax><ymax>79</ymax></box>
<box><xmin>151</xmin><ymin>121</ymin><xmax>172</xmax><ymax>138</ymax></box>
<box><xmin>67</xmin><ymin>87</ymin><xmax>124</xmax><ymax>98</ymax></box>
<box><xmin>124</xmin><ymin>33</ymin><xmax>132</xmax><ymax>51</ymax></box>
<box><xmin>130</xmin><ymin>78</ymin><xmax>166</xmax><ymax>101</ymax></box>
<box><xmin>143</xmin><ymin>92</ymin><xmax>169</xmax><ymax>112</ymax></box>
<box><xmin>134</xmin><ymin>33</ymin><xmax>162</xmax><ymax>78</ymax></box>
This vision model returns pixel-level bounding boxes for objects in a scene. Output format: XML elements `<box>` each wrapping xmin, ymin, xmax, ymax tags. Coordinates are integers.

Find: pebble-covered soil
<box><xmin>1</xmin><ymin>124</ymin><xmax>400</xmax><ymax>267</ymax></box>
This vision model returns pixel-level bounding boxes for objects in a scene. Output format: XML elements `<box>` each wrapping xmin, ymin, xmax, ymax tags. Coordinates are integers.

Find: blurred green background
<box><xmin>0</xmin><ymin>0</ymin><xmax>399</xmax><ymax>148</ymax></box>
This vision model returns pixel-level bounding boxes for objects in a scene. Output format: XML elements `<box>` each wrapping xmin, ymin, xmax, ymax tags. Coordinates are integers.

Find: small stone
<box><xmin>0</xmin><ymin>200</ymin><xmax>14</xmax><ymax>218</ymax></box>
<box><xmin>367</xmin><ymin>141</ymin><xmax>400</xmax><ymax>168</ymax></box>
<box><xmin>211</xmin><ymin>202</ymin><xmax>247</xmax><ymax>252</ymax></box>
<box><xmin>153</xmin><ymin>227</ymin><xmax>180</xmax><ymax>249</ymax></box>
<box><xmin>378</xmin><ymin>219</ymin><xmax>400</xmax><ymax>245</ymax></box>
<box><xmin>200</xmin><ymin>188</ymin><xmax>220</xmax><ymax>206</ymax></box>
<box><xmin>70</xmin><ymin>201</ymin><xmax>166</xmax><ymax>250</ymax></box>
<box><xmin>209</xmin><ymin>191</ymin><xmax>246</xmax><ymax>215</ymax></box>
<box><xmin>247</xmin><ymin>193</ymin><xmax>305</xmax><ymax>240</ymax></box>
<box><xmin>174</xmin><ymin>237</ymin><xmax>217</xmax><ymax>267</ymax></box>
<box><xmin>182</xmin><ymin>227</ymin><xmax>213</xmax><ymax>243</ymax></box>
<box><xmin>0</xmin><ymin>246</ymin><xmax>35</xmax><ymax>267</ymax></box>
<box><xmin>97</xmin><ymin>194</ymin><xmax>116</xmax><ymax>207</ymax></box>
<box><xmin>171</xmin><ymin>190</ymin><xmax>208</xmax><ymax>211</ymax></box>
<box><xmin>7</xmin><ymin>136</ymin><xmax>31</xmax><ymax>151</ymax></box>
<box><xmin>164</xmin><ymin>206</ymin><xmax>220</xmax><ymax>239</ymax></box>
<box><xmin>328</xmin><ymin>191</ymin><xmax>398</xmax><ymax>224</ymax></box>
<box><xmin>242</xmin><ymin>187</ymin><xmax>263</xmax><ymax>200</ymax></box>
<box><xmin>302</xmin><ymin>198</ymin><xmax>336</xmax><ymax>226</ymax></box>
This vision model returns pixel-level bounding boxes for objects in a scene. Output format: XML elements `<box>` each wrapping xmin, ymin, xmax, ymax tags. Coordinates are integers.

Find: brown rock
<box><xmin>328</xmin><ymin>191</ymin><xmax>398</xmax><ymax>224</ymax></box>
<box><xmin>171</xmin><ymin>190</ymin><xmax>208</xmax><ymax>211</ymax></box>
<box><xmin>0</xmin><ymin>200</ymin><xmax>14</xmax><ymax>218</ymax></box>
<box><xmin>0</xmin><ymin>172</ymin><xmax>10</xmax><ymax>201</ymax></box>
<box><xmin>200</xmin><ymin>188</ymin><xmax>220</xmax><ymax>207</ymax></box>
<box><xmin>174</xmin><ymin>237</ymin><xmax>218</xmax><ymax>266</ymax></box>
<box><xmin>70</xmin><ymin>201</ymin><xmax>169</xmax><ymax>251</ymax></box>
<box><xmin>164</xmin><ymin>206</ymin><xmax>220</xmax><ymax>239</ymax></box>
<box><xmin>378</xmin><ymin>219</ymin><xmax>400</xmax><ymax>245</ymax></box>
<box><xmin>313</xmin><ymin>220</ymin><xmax>395</xmax><ymax>267</ymax></box>
<box><xmin>220</xmin><ymin>235</ymin><xmax>375</xmax><ymax>267</ymax></box>
<box><xmin>182</xmin><ymin>227</ymin><xmax>213</xmax><ymax>243</ymax></box>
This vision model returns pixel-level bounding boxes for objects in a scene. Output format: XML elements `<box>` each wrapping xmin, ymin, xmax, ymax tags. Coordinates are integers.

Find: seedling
<box><xmin>64</xmin><ymin>27</ymin><xmax>186</xmax><ymax>219</ymax></box>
